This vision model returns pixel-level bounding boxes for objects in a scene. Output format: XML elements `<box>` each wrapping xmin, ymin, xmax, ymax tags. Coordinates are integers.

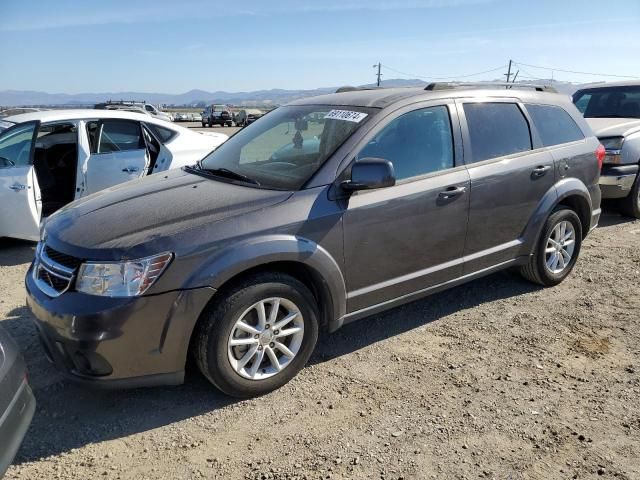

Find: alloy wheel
<box><xmin>544</xmin><ymin>220</ymin><xmax>576</xmax><ymax>274</ymax></box>
<box><xmin>227</xmin><ymin>297</ymin><xmax>304</xmax><ymax>380</ymax></box>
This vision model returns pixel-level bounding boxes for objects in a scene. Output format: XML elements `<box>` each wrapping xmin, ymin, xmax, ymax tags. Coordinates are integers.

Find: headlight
<box><xmin>599</xmin><ymin>136</ymin><xmax>624</xmax><ymax>164</ymax></box>
<box><xmin>76</xmin><ymin>252</ymin><xmax>173</xmax><ymax>297</ymax></box>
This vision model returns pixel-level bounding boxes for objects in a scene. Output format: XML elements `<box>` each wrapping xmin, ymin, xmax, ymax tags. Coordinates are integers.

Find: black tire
<box><xmin>201</xmin><ymin>122</ymin><xmax>206</xmax><ymax>128</ymax></box>
<box><xmin>193</xmin><ymin>273</ymin><xmax>319</xmax><ymax>398</ymax></box>
<box><xmin>520</xmin><ymin>208</ymin><xmax>582</xmax><ymax>287</ymax></box>
<box><xmin>618</xmin><ymin>174</ymin><xmax>640</xmax><ymax>219</ymax></box>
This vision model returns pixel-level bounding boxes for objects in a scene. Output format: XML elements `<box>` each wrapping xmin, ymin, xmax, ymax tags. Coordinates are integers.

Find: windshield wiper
<box><xmin>200</xmin><ymin>166</ymin><xmax>261</xmax><ymax>186</ymax></box>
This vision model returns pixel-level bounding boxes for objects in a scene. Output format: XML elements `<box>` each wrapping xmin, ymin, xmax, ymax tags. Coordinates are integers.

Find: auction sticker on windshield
<box><xmin>324</xmin><ymin>110</ymin><xmax>368</xmax><ymax>123</ymax></box>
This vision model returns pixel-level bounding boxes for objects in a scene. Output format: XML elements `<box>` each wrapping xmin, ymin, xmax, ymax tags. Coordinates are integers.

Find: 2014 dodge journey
<box><xmin>26</xmin><ymin>84</ymin><xmax>603</xmax><ymax>398</ymax></box>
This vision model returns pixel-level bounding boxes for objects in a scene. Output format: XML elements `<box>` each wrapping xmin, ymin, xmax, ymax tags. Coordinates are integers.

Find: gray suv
<box><xmin>26</xmin><ymin>84</ymin><xmax>602</xmax><ymax>398</ymax></box>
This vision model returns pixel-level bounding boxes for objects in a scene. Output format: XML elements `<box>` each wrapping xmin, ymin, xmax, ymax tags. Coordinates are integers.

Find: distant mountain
<box><xmin>0</xmin><ymin>78</ymin><xmax>581</xmax><ymax>107</ymax></box>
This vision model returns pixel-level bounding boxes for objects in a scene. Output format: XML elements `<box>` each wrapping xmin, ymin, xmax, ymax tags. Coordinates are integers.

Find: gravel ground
<box><xmin>1</xmin><ymin>207</ymin><xmax>639</xmax><ymax>480</ymax></box>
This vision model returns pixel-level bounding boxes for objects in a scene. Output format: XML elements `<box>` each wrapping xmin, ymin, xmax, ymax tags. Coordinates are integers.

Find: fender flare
<box><xmin>520</xmin><ymin>178</ymin><xmax>593</xmax><ymax>255</ymax></box>
<box><xmin>185</xmin><ymin>234</ymin><xmax>347</xmax><ymax>330</ymax></box>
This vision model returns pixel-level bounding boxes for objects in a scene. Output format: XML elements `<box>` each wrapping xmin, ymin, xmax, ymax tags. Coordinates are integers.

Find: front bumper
<box><xmin>599</xmin><ymin>164</ymin><xmax>638</xmax><ymax>199</ymax></box>
<box><xmin>0</xmin><ymin>380</ymin><xmax>35</xmax><ymax>477</ymax></box>
<box><xmin>26</xmin><ymin>265</ymin><xmax>214</xmax><ymax>388</ymax></box>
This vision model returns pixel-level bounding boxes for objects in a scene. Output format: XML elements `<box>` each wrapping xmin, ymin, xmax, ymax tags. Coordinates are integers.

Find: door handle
<box><xmin>438</xmin><ymin>186</ymin><xmax>466</xmax><ymax>199</ymax></box>
<box><xmin>532</xmin><ymin>165</ymin><xmax>552</xmax><ymax>177</ymax></box>
<box><xmin>122</xmin><ymin>167</ymin><xmax>140</xmax><ymax>173</ymax></box>
<box><xmin>9</xmin><ymin>183</ymin><xmax>26</xmax><ymax>191</ymax></box>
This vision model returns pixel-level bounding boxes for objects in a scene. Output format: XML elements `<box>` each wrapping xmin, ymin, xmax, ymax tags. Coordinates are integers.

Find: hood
<box><xmin>197</xmin><ymin>131</ymin><xmax>229</xmax><ymax>142</ymax></box>
<box><xmin>585</xmin><ymin>117</ymin><xmax>640</xmax><ymax>138</ymax></box>
<box><xmin>44</xmin><ymin>168</ymin><xmax>292</xmax><ymax>256</ymax></box>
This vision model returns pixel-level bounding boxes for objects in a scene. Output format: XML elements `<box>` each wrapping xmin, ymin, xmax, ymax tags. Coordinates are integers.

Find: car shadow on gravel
<box><xmin>597</xmin><ymin>206</ymin><xmax>636</xmax><ymax>228</ymax></box>
<box><xmin>0</xmin><ymin>238</ymin><xmax>35</xmax><ymax>266</ymax></box>
<box><xmin>311</xmin><ymin>269</ymin><xmax>542</xmax><ymax>366</ymax></box>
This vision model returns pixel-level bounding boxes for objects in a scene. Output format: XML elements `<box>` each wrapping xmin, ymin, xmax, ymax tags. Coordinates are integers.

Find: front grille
<box><xmin>33</xmin><ymin>243</ymin><xmax>79</xmax><ymax>298</ymax></box>
<box><xmin>44</xmin><ymin>246</ymin><xmax>82</xmax><ymax>270</ymax></box>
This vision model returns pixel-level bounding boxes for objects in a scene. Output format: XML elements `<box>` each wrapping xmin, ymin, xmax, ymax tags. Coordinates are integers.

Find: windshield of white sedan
<box><xmin>574</xmin><ymin>86</ymin><xmax>640</xmax><ymax>119</ymax></box>
<box><xmin>0</xmin><ymin>120</ymin><xmax>16</xmax><ymax>133</ymax></box>
<box><xmin>197</xmin><ymin>105</ymin><xmax>373</xmax><ymax>190</ymax></box>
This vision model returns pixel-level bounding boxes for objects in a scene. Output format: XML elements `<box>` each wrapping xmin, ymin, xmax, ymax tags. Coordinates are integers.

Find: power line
<box><xmin>514</xmin><ymin>66</ymin><xmax>545</xmax><ymax>80</ymax></box>
<box><xmin>513</xmin><ymin>61</ymin><xmax>640</xmax><ymax>79</ymax></box>
<box><xmin>381</xmin><ymin>64</ymin><xmax>508</xmax><ymax>81</ymax></box>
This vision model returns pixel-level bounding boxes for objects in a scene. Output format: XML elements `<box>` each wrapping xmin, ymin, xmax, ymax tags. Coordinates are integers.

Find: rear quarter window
<box><xmin>463</xmin><ymin>102</ymin><xmax>532</xmax><ymax>163</ymax></box>
<box><xmin>145</xmin><ymin>123</ymin><xmax>178</xmax><ymax>143</ymax></box>
<box><xmin>525</xmin><ymin>104</ymin><xmax>584</xmax><ymax>147</ymax></box>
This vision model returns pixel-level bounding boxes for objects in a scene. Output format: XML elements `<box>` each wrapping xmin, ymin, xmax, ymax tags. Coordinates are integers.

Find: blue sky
<box><xmin>1</xmin><ymin>0</ymin><xmax>639</xmax><ymax>93</ymax></box>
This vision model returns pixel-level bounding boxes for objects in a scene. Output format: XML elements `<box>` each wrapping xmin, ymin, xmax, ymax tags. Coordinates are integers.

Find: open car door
<box><xmin>84</xmin><ymin>119</ymin><xmax>149</xmax><ymax>194</ymax></box>
<box><xmin>0</xmin><ymin>121</ymin><xmax>41</xmax><ymax>241</ymax></box>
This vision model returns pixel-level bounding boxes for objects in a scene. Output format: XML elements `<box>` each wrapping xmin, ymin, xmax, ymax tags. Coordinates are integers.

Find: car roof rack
<box><xmin>101</xmin><ymin>100</ymin><xmax>148</xmax><ymax>105</ymax></box>
<box><xmin>335</xmin><ymin>86</ymin><xmax>382</xmax><ymax>93</ymax></box>
<box><xmin>424</xmin><ymin>82</ymin><xmax>557</xmax><ymax>93</ymax></box>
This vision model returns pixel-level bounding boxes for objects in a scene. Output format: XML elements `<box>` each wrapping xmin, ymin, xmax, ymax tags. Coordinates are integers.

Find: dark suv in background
<box><xmin>573</xmin><ymin>82</ymin><xmax>640</xmax><ymax>218</ymax></box>
<box><xmin>202</xmin><ymin>104</ymin><xmax>233</xmax><ymax>127</ymax></box>
<box><xmin>26</xmin><ymin>83</ymin><xmax>601</xmax><ymax>398</ymax></box>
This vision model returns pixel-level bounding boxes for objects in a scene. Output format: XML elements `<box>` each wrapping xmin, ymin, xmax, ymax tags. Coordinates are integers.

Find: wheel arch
<box><xmin>185</xmin><ymin>234</ymin><xmax>347</xmax><ymax>332</ymax></box>
<box><xmin>521</xmin><ymin>178</ymin><xmax>593</xmax><ymax>255</ymax></box>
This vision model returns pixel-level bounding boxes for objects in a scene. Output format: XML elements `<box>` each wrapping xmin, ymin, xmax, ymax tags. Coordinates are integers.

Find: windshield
<box><xmin>197</xmin><ymin>105</ymin><xmax>373</xmax><ymax>190</ymax></box>
<box><xmin>573</xmin><ymin>86</ymin><xmax>640</xmax><ymax>119</ymax></box>
<box><xmin>0</xmin><ymin>120</ymin><xmax>16</xmax><ymax>133</ymax></box>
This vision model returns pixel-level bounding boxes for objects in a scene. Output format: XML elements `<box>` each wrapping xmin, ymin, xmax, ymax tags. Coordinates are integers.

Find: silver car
<box><xmin>0</xmin><ymin>325</ymin><xmax>35</xmax><ymax>477</ymax></box>
<box><xmin>573</xmin><ymin>82</ymin><xmax>640</xmax><ymax>218</ymax></box>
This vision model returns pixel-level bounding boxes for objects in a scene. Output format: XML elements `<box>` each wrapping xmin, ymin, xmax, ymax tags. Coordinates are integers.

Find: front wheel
<box><xmin>520</xmin><ymin>208</ymin><xmax>582</xmax><ymax>286</ymax></box>
<box><xmin>618</xmin><ymin>174</ymin><xmax>640</xmax><ymax>219</ymax></box>
<box><xmin>193</xmin><ymin>273</ymin><xmax>319</xmax><ymax>398</ymax></box>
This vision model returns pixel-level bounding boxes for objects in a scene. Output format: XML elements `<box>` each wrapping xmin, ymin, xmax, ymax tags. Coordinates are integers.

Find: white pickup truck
<box><xmin>0</xmin><ymin>109</ymin><xmax>227</xmax><ymax>241</ymax></box>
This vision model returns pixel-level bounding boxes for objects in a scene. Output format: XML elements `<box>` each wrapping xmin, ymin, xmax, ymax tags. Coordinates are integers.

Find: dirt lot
<box><xmin>1</xmin><ymin>208</ymin><xmax>639</xmax><ymax>480</ymax></box>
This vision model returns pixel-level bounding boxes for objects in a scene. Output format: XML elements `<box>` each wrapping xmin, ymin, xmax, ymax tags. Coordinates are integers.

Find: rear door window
<box><xmin>92</xmin><ymin>120</ymin><xmax>144</xmax><ymax>154</ymax></box>
<box><xmin>463</xmin><ymin>103</ymin><xmax>532</xmax><ymax>163</ymax></box>
<box><xmin>525</xmin><ymin>104</ymin><xmax>584</xmax><ymax>147</ymax></box>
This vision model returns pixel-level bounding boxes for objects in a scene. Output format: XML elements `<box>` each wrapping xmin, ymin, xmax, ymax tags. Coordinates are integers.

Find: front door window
<box><xmin>0</xmin><ymin>121</ymin><xmax>38</xmax><ymax>167</ymax></box>
<box><xmin>357</xmin><ymin>106</ymin><xmax>454</xmax><ymax>180</ymax></box>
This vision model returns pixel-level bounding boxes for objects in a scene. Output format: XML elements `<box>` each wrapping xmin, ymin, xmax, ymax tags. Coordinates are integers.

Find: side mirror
<box><xmin>341</xmin><ymin>158</ymin><xmax>395</xmax><ymax>192</ymax></box>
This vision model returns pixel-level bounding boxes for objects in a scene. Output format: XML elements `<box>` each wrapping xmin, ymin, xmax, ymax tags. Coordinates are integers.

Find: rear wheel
<box><xmin>193</xmin><ymin>273</ymin><xmax>319</xmax><ymax>398</ymax></box>
<box><xmin>618</xmin><ymin>174</ymin><xmax>640</xmax><ymax>219</ymax></box>
<box><xmin>520</xmin><ymin>208</ymin><xmax>582</xmax><ymax>286</ymax></box>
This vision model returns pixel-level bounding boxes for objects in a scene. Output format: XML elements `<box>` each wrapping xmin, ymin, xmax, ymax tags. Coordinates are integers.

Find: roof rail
<box><xmin>424</xmin><ymin>82</ymin><xmax>557</xmax><ymax>93</ymax></box>
<box><xmin>103</xmin><ymin>99</ymin><xmax>148</xmax><ymax>105</ymax></box>
<box><xmin>335</xmin><ymin>86</ymin><xmax>382</xmax><ymax>93</ymax></box>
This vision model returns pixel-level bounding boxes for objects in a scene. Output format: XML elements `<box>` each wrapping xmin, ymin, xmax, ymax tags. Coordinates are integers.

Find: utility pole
<box><xmin>504</xmin><ymin>59</ymin><xmax>513</xmax><ymax>84</ymax></box>
<box><xmin>373</xmin><ymin>63</ymin><xmax>382</xmax><ymax>87</ymax></box>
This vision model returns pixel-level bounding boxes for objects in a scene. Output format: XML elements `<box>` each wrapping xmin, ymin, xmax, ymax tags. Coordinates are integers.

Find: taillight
<box><xmin>595</xmin><ymin>144</ymin><xmax>605</xmax><ymax>170</ymax></box>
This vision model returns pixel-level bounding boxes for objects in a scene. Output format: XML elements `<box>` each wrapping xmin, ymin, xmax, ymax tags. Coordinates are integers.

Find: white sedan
<box><xmin>0</xmin><ymin>109</ymin><xmax>227</xmax><ymax>241</ymax></box>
